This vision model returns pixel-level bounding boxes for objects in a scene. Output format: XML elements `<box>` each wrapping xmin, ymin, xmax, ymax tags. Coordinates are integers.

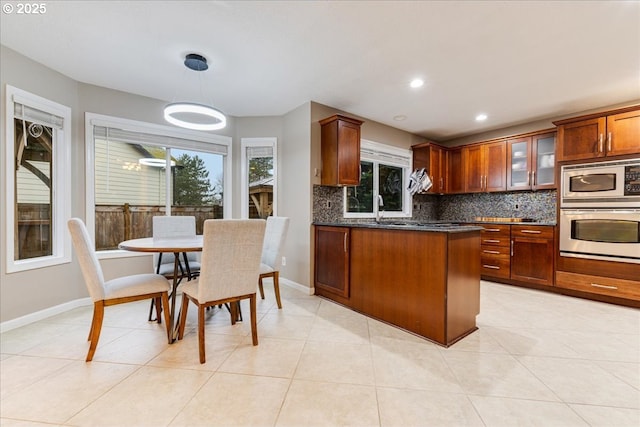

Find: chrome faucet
<box><xmin>376</xmin><ymin>195</ymin><xmax>384</xmax><ymax>223</ymax></box>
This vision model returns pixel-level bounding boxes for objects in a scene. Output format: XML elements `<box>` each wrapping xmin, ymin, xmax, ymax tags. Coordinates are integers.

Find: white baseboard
<box><xmin>0</xmin><ymin>297</ymin><xmax>92</xmax><ymax>333</ymax></box>
<box><xmin>280</xmin><ymin>277</ymin><xmax>315</xmax><ymax>296</ymax></box>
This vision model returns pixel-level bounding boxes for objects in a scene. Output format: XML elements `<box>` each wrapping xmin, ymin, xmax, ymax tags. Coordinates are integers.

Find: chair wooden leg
<box><xmin>88</xmin><ymin>305</ymin><xmax>98</xmax><ymax>341</ymax></box>
<box><xmin>258</xmin><ymin>276</ymin><xmax>265</xmax><ymax>300</ymax></box>
<box><xmin>250</xmin><ymin>294</ymin><xmax>258</xmax><ymax>346</ymax></box>
<box><xmin>198</xmin><ymin>304</ymin><xmax>206</xmax><ymax>364</ymax></box>
<box><xmin>155</xmin><ymin>297</ymin><xmax>162</xmax><ymax>323</ymax></box>
<box><xmin>161</xmin><ymin>292</ymin><xmax>172</xmax><ymax>343</ymax></box>
<box><xmin>273</xmin><ymin>271</ymin><xmax>282</xmax><ymax>309</ymax></box>
<box><xmin>178</xmin><ymin>293</ymin><xmax>190</xmax><ymax>340</ymax></box>
<box><xmin>86</xmin><ymin>301</ymin><xmax>104</xmax><ymax>362</ymax></box>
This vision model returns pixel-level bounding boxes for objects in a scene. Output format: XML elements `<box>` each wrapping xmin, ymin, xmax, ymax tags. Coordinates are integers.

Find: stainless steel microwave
<box><xmin>561</xmin><ymin>159</ymin><xmax>640</xmax><ymax>208</ymax></box>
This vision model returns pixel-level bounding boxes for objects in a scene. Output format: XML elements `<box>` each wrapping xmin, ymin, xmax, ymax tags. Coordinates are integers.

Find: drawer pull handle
<box><xmin>483</xmin><ymin>239</ymin><xmax>501</xmax><ymax>243</ymax></box>
<box><xmin>591</xmin><ymin>283</ymin><xmax>617</xmax><ymax>290</ymax></box>
<box><xmin>521</xmin><ymin>230</ymin><xmax>542</xmax><ymax>234</ymax></box>
<box><xmin>484</xmin><ymin>228</ymin><xmax>501</xmax><ymax>232</ymax></box>
<box><xmin>483</xmin><ymin>250</ymin><xmax>500</xmax><ymax>254</ymax></box>
<box><xmin>482</xmin><ymin>265</ymin><xmax>500</xmax><ymax>269</ymax></box>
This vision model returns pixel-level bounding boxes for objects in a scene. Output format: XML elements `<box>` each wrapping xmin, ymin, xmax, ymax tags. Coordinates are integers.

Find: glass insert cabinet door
<box><xmin>534</xmin><ymin>133</ymin><xmax>556</xmax><ymax>188</ymax></box>
<box><xmin>509</xmin><ymin>139</ymin><xmax>530</xmax><ymax>189</ymax></box>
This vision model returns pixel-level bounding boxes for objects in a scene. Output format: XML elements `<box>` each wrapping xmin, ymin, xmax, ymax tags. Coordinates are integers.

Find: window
<box><xmin>344</xmin><ymin>140</ymin><xmax>412</xmax><ymax>219</ymax></box>
<box><xmin>4</xmin><ymin>86</ymin><xmax>72</xmax><ymax>273</ymax></box>
<box><xmin>240</xmin><ymin>138</ymin><xmax>277</xmax><ymax>219</ymax></box>
<box><xmin>86</xmin><ymin>113</ymin><xmax>232</xmax><ymax>255</ymax></box>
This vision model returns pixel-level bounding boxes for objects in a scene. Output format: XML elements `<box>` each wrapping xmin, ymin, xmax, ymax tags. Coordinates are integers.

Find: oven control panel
<box><xmin>625</xmin><ymin>165</ymin><xmax>640</xmax><ymax>196</ymax></box>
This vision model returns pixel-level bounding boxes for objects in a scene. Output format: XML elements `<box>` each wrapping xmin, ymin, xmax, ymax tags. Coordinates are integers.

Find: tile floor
<box><xmin>1</xmin><ymin>281</ymin><xmax>639</xmax><ymax>426</ymax></box>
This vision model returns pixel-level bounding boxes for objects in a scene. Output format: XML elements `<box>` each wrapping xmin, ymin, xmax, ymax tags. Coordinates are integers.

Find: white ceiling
<box><xmin>1</xmin><ymin>1</ymin><xmax>639</xmax><ymax>140</ymax></box>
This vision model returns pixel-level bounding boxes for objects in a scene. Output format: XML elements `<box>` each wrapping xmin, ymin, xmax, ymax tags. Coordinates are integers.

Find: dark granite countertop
<box><xmin>313</xmin><ymin>221</ymin><xmax>483</xmax><ymax>233</ymax></box>
<box><xmin>313</xmin><ymin>219</ymin><xmax>556</xmax><ymax>232</ymax></box>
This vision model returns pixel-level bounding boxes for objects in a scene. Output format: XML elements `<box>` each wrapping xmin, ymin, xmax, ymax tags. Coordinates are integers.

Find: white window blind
<box><xmin>14</xmin><ymin>103</ymin><xmax>64</xmax><ymax>129</ymax></box>
<box><xmin>93</xmin><ymin>126</ymin><xmax>228</xmax><ymax>155</ymax></box>
<box><xmin>247</xmin><ymin>146</ymin><xmax>273</xmax><ymax>158</ymax></box>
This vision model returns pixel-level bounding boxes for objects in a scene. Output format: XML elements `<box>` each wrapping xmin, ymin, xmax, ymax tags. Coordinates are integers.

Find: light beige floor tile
<box><xmin>257</xmin><ymin>312</ymin><xmax>315</xmax><ymax>340</ymax></box>
<box><xmin>372</xmin><ymin>341</ymin><xmax>463</xmax><ymax>393</ymax></box>
<box><xmin>569</xmin><ymin>403</ymin><xmax>640</xmax><ymax>427</ymax></box>
<box><xmin>294</xmin><ymin>341</ymin><xmax>374</xmax><ymax>385</ymax></box>
<box><xmin>367</xmin><ymin>317</ymin><xmax>432</xmax><ymax>345</ymax></box>
<box><xmin>377</xmin><ymin>387</ymin><xmax>483</xmax><ymax>427</ymax></box>
<box><xmin>316</xmin><ymin>298</ymin><xmax>366</xmax><ymax>320</ymax></box>
<box><xmin>219</xmin><ymin>336</ymin><xmax>305</xmax><ymax>378</ymax></box>
<box><xmin>0</xmin><ymin>355</ymin><xmax>72</xmax><ymax>400</ymax></box>
<box><xmin>444</xmin><ymin>327</ymin><xmax>508</xmax><ymax>354</ymax></box>
<box><xmin>0</xmin><ymin>361</ymin><xmax>138</xmax><ymax>424</ymax></box>
<box><xmin>19</xmin><ymin>323</ymin><xmax>130</xmax><ymax>360</ymax></box>
<box><xmin>67</xmin><ymin>365</ymin><xmax>211</xmax><ymax>426</ymax></box>
<box><xmin>0</xmin><ymin>322</ymin><xmax>73</xmax><ymax>354</ymax></box>
<box><xmin>45</xmin><ymin>305</ymin><xmax>93</xmax><ymax>325</ymax></box>
<box><xmin>307</xmin><ymin>315</ymin><xmax>370</xmax><ymax>345</ymax></box>
<box><xmin>148</xmin><ymin>331</ymin><xmax>243</xmax><ymax>370</ymax></box>
<box><xmin>483</xmin><ymin>326</ymin><xmax>580</xmax><ymax>358</ymax></box>
<box><xmin>91</xmin><ymin>328</ymin><xmax>172</xmax><ymax>364</ymax></box>
<box><xmin>555</xmin><ymin>329</ymin><xmax>640</xmax><ymax>362</ymax></box>
<box><xmin>170</xmin><ymin>372</ymin><xmax>290</xmax><ymax>427</ymax></box>
<box><xmin>517</xmin><ymin>355</ymin><xmax>640</xmax><ymax>408</ymax></box>
<box><xmin>442</xmin><ymin>350</ymin><xmax>558</xmax><ymax>401</ymax></box>
<box><xmin>0</xmin><ymin>419</ymin><xmax>63</xmax><ymax>427</ymax></box>
<box><xmin>267</xmin><ymin>297</ymin><xmax>321</xmax><ymax>317</ymax></box>
<box><xmin>596</xmin><ymin>360</ymin><xmax>640</xmax><ymax>389</ymax></box>
<box><xmin>276</xmin><ymin>380</ymin><xmax>379</xmax><ymax>427</ymax></box>
<box><xmin>469</xmin><ymin>395</ymin><xmax>589</xmax><ymax>427</ymax></box>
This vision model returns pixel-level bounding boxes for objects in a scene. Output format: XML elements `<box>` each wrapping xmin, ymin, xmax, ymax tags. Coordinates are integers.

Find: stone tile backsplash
<box><xmin>313</xmin><ymin>185</ymin><xmax>557</xmax><ymax>224</ymax></box>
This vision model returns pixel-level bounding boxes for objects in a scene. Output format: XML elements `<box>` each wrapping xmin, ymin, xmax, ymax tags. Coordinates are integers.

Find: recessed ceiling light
<box><xmin>475</xmin><ymin>114</ymin><xmax>488</xmax><ymax>122</ymax></box>
<box><xmin>393</xmin><ymin>115</ymin><xmax>407</xmax><ymax>121</ymax></box>
<box><xmin>409</xmin><ymin>79</ymin><xmax>424</xmax><ymax>89</ymax></box>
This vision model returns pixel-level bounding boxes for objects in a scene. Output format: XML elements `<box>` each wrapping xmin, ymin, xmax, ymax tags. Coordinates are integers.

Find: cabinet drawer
<box><xmin>477</xmin><ymin>224</ymin><xmax>510</xmax><ymax>245</ymax></box>
<box><xmin>481</xmin><ymin>257</ymin><xmax>510</xmax><ymax>279</ymax></box>
<box><xmin>511</xmin><ymin>225</ymin><xmax>554</xmax><ymax>239</ymax></box>
<box><xmin>556</xmin><ymin>271</ymin><xmax>640</xmax><ymax>301</ymax></box>
<box><xmin>481</xmin><ymin>246</ymin><xmax>510</xmax><ymax>257</ymax></box>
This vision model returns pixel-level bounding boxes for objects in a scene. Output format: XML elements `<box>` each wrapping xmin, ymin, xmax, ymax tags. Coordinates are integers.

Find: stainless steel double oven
<box><xmin>560</xmin><ymin>158</ymin><xmax>640</xmax><ymax>264</ymax></box>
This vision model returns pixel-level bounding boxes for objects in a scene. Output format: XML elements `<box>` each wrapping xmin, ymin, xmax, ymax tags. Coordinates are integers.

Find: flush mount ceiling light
<box><xmin>475</xmin><ymin>113</ymin><xmax>488</xmax><ymax>122</ymax></box>
<box><xmin>163</xmin><ymin>53</ymin><xmax>227</xmax><ymax>131</ymax></box>
<box><xmin>409</xmin><ymin>78</ymin><xmax>424</xmax><ymax>89</ymax></box>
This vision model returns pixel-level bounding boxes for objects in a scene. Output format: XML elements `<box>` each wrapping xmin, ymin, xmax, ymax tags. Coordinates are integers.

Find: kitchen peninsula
<box><xmin>314</xmin><ymin>222</ymin><xmax>481</xmax><ymax>346</ymax></box>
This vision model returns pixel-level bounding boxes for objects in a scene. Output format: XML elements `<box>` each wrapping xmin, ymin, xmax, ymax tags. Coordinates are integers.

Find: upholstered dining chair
<box><xmin>67</xmin><ymin>218</ymin><xmax>172</xmax><ymax>361</ymax></box>
<box><xmin>258</xmin><ymin>216</ymin><xmax>290</xmax><ymax>309</ymax></box>
<box><xmin>149</xmin><ymin>215</ymin><xmax>201</xmax><ymax>321</ymax></box>
<box><xmin>177</xmin><ymin>219</ymin><xmax>266</xmax><ymax>364</ymax></box>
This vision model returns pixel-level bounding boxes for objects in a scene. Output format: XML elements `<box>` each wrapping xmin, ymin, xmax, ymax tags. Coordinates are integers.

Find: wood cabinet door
<box><xmin>531</xmin><ymin>132</ymin><xmax>557</xmax><ymax>190</ymax></box>
<box><xmin>510</xmin><ymin>236</ymin><xmax>554</xmax><ymax>286</ymax></box>
<box><xmin>464</xmin><ymin>145</ymin><xmax>484</xmax><ymax>192</ymax></box>
<box><xmin>507</xmin><ymin>136</ymin><xmax>532</xmax><ymax>191</ymax></box>
<box><xmin>431</xmin><ymin>145</ymin><xmax>445</xmax><ymax>193</ymax></box>
<box><xmin>336</xmin><ymin>120</ymin><xmax>361</xmax><ymax>186</ymax></box>
<box><xmin>447</xmin><ymin>147</ymin><xmax>464</xmax><ymax>193</ymax></box>
<box><xmin>314</xmin><ymin>226</ymin><xmax>350</xmax><ymax>298</ymax></box>
<box><xmin>606</xmin><ymin>110</ymin><xmax>640</xmax><ymax>157</ymax></box>
<box><xmin>557</xmin><ymin>117</ymin><xmax>606</xmax><ymax>161</ymax></box>
<box><xmin>484</xmin><ymin>141</ymin><xmax>507</xmax><ymax>192</ymax></box>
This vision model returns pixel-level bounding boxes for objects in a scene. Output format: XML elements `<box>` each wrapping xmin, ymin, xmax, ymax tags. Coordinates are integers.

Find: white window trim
<box><xmin>4</xmin><ymin>85</ymin><xmax>72</xmax><ymax>273</ymax></box>
<box><xmin>240</xmin><ymin>137</ymin><xmax>278</xmax><ymax>219</ymax></box>
<box><xmin>344</xmin><ymin>139</ymin><xmax>413</xmax><ymax>219</ymax></box>
<box><xmin>85</xmin><ymin>113</ymin><xmax>232</xmax><ymax>259</ymax></box>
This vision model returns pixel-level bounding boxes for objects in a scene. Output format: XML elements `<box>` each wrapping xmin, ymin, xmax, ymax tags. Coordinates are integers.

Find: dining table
<box><xmin>118</xmin><ymin>236</ymin><xmax>203</xmax><ymax>342</ymax></box>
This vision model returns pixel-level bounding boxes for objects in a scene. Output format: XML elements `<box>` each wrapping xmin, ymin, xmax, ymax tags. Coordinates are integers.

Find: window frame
<box><xmin>85</xmin><ymin>112</ymin><xmax>232</xmax><ymax>259</ymax></box>
<box><xmin>4</xmin><ymin>85</ymin><xmax>72</xmax><ymax>273</ymax></box>
<box><xmin>240</xmin><ymin>137</ymin><xmax>278</xmax><ymax>219</ymax></box>
<box><xmin>343</xmin><ymin>139</ymin><xmax>413</xmax><ymax>219</ymax></box>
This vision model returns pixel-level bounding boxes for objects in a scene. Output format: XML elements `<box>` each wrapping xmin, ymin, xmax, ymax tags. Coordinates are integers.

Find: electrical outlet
<box><xmin>326</xmin><ymin>201</ymin><xmax>331</xmax><ymax>209</ymax></box>
<box><xmin>281</xmin><ymin>256</ymin><xmax>286</xmax><ymax>266</ymax></box>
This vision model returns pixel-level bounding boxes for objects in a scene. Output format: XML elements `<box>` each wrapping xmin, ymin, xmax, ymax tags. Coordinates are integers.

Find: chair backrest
<box><xmin>261</xmin><ymin>216</ymin><xmax>290</xmax><ymax>269</ymax></box>
<box><xmin>197</xmin><ymin>219</ymin><xmax>266</xmax><ymax>302</ymax></box>
<box><xmin>67</xmin><ymin>218</ymin><xmax>105</xmax><ymax>301</ymax></box>
<box><xmin>152</xmin><ymin>216</ymin><xmax>198</xmax><ymax>265</ymax></box>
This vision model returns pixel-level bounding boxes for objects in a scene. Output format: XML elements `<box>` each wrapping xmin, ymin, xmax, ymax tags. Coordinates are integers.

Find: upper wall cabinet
<box><xmin>554</xmin><ymin>106</ymin><xmax>640</xmax><ymax>162</ymax></box>
<box><xmin>412</xmin><ymin>142</ymin><xmax>447</xmax><ymax>193</ymax></box>
<box><xmin>464</xmin><ymin>140</ymin><xmax>506</xmax><ymax>193</ymax></box>
<box><xmin>506</xmin><ymin>131</ymin><xmax>557</xmax><ymax>191</ymax></box>
<box><xmin>320</xmin><ymin>115</ymin><xmax>364</xmax><ymax>186</ymax></box>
